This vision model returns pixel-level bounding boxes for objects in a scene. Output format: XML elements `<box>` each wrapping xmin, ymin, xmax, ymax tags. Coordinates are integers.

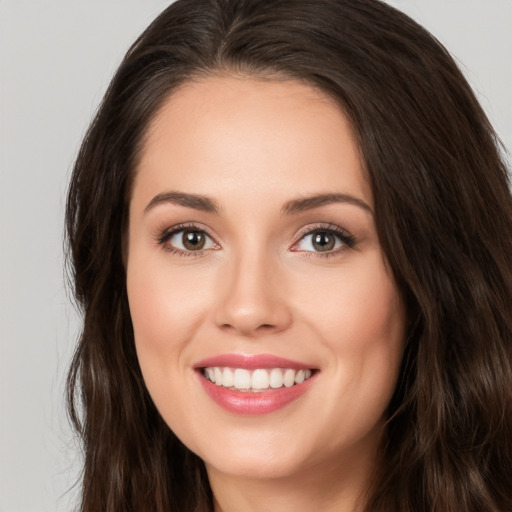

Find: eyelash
<box><xmin>156</xmin><ymin>222</ymin><xmax>357</xmax><ymax>258</ymax></box>
<box><xmin>157</xmin><ymin>223</ymin><xmax>218</xmax><ymax>257</ymax></box>
<box><xmin>291</xmin><ymin>223</ymin><xmax>357</xmax><ymax>258</ymax></box>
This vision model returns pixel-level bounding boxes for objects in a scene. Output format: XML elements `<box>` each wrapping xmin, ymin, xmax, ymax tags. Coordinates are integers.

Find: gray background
<box><xmin>0</xmin><ymin>1</ymin><xmax>510</xmax><ymax>511</ymax></box>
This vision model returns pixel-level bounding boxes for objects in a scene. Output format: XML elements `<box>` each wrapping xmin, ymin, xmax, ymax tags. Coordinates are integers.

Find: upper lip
<box><xmin>194</xmin><ymin>353</ymin><xmax>315</xmax><ymax>370</ymax></box>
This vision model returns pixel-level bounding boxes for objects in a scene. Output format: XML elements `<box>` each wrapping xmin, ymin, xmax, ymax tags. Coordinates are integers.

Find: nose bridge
<box><xmin>214</xmin><ymin>241</ymin><xmax>291</xmax><ymax>336</ymax></box>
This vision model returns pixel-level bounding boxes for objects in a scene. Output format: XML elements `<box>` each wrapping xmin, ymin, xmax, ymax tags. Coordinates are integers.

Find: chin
<box><xmin>194</xmin><ymin>428</ymin><xmax>322</xmax><ymax>481</ymax></box>
<box><xmin>204</xmin><ymin>450</ymin><xmax>307</xmax><ymax>481</ymax></box>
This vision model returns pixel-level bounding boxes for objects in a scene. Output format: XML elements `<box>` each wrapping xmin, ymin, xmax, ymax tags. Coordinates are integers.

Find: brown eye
<box><xmin>292</xmin><ymin>226</ymin><xmax>355</xmax><ymax>255</ymax></box>
<box><xmin>182</xmin><ymin>230</ymin><xmax>206</xmax><ymax>250</ymax></box>
<box><xmin>162</xmin><ymin>227</ymin><xmax>218</xmax><ymax>254</ymax></box>
<box><xmin>311</xmin><ymin>231</ymin><xmax>335</xmax><ymax>252</ymax></box>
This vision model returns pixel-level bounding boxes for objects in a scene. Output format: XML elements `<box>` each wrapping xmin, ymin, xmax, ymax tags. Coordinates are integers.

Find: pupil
<box><xmin>183</xmin><ymin>230</ymin><xmax>205</xmax><ymax>250</ymax></box>
<box><xmin>312</xmin><ymin>232</ymin><xmax>335</xmax><ymax>251</ymax></box>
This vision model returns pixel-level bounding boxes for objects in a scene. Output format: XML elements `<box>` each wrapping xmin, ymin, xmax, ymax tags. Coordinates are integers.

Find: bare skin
<box><xmin>126</xmin><ymin>76</ymin><xmax>405</xmax><ymax>512</ymax></box>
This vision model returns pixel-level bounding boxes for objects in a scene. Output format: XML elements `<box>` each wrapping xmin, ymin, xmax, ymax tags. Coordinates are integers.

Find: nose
<box><xmin>214</xmin><ymin>251</ymin><xmax>292</xmax><ymax>337</ymax></box>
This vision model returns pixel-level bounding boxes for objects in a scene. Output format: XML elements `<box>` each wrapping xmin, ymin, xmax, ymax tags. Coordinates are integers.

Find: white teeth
<box><xmin>233</xmin><ymin>368</ymin><xmax>251</xmax><ymax>390</ymax></box>
<box><xmin>223</xmin><ymin>367</ymin><xmax>234</xmax><ymax>387</ymax></box>
<box><xmin>203</xmin><ymin>366</ymin><xmax>314</xmax><ymax>391</ymax></box>
<box><xmin>283</xmin><ymin>369</ymin><xmax>295</xmax><ymax>388</ymax></box>
<box><xmin>251</xmin><ymin>369</ymin><xmax>270</xmax><ymax>390</ymax></box>
<box><xmin>214</xmin><ymin>367</ymin><xmax>223</xmax><ymax>386</ymax></box>
<box><xmin>269</xmin><ymin>368</ymin><xmax>284</xmax><ymax>388</ymax></box>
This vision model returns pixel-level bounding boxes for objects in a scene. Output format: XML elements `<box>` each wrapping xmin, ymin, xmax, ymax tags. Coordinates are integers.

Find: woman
<box><xmin>65</xmin><ymin>0</ymin><xmax>512</xmax><ymax>511</ymax></box>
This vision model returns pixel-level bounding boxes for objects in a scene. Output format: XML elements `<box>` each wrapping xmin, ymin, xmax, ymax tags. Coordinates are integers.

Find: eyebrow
<box><xmin>282</xmin><ymin>193</ymin><xmax>373</xmax><ymax>216</ymax></box>
<box><xmin>143</xmin><ymin>191</ymin><xmax>372</xmax><ymax>216</ymax></box>
<box><xmin>144</xmin><ymin>191</ymin><xmax>220</xmax><ymax>214</ymax></box>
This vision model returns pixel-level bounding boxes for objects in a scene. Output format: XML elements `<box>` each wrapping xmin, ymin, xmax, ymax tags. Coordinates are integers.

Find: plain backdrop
<box><xmin>0</xmin><ymin>1</ymin><xmax>510</xmax><ymax>511</ymax></box>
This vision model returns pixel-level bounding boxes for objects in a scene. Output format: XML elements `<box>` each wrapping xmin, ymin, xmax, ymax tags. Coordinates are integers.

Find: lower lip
<box><xmin>197</xmin><ymin>372</ymin><xmax>316</xmax><ymax>415</ymax></box>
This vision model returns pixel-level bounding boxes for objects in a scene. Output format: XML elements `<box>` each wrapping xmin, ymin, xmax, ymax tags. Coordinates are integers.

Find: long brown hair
<box><xmin>65</xmin><ymin>1</ymin><xmax>512</xmax><ymax>510</ymax></box>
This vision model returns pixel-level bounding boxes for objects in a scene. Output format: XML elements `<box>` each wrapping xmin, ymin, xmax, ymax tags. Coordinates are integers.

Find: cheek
<box><xmin>295</xmin><ymin>253</ymin><xmax>405</xmax><ymax>422</ymax></box>
<box><xmin>343</xmin><ymin>270</ymin><xmax>405</xmax><ymax>424</ymax></box>
<box><xmin>125</xmin><ymin>255</ymin><xmax>215</xmax><ymax>434</ymax></box>
<box><xmin>125</xmin><ymin>253</ymin><xmax>212</xmax><ymax>404</ymax></box>
<box><xmin>330</xmin><ymin>261</ymin><xmax>405</xmax><ymax>384</ymax></box>
<box><xmin>127</xmin><ymin>254</ymin><xmax>210</xmax><ymax>346</ymax></box>
<box><xmin>296</xmin><ymin>252</ymin><xmax>404</xmax><ymax>353</ymax></box>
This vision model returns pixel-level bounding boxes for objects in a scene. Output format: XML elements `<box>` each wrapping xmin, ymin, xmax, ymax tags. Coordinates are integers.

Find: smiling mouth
<box><xmin>202</xmin><ymin>367</ymin><xmax>315</xmax><ymax>392</ymax></box>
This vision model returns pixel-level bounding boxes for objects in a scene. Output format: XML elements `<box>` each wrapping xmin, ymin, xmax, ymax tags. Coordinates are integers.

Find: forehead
<box><xmin>133</xmin><ymin>75</ymin><xmax>371</xmax><ymax>210</ymax></box>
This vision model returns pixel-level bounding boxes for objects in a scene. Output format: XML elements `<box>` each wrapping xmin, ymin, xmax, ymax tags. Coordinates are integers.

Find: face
<box><xmin>126</xmin><ymin>76</ymin><xmax>405</xmax><ymax>486</ymax></box>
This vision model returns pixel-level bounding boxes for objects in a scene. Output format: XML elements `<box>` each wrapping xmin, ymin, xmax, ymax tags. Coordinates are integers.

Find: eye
<box><xmin>292</xmin><ymin>226</ymin><xmax>355</xmax><ymax>254</ymax></box>
<box><xmin>159</xmin><ymin>226</ymin><xmax>219</xmax><ymax>254</ymax></box>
